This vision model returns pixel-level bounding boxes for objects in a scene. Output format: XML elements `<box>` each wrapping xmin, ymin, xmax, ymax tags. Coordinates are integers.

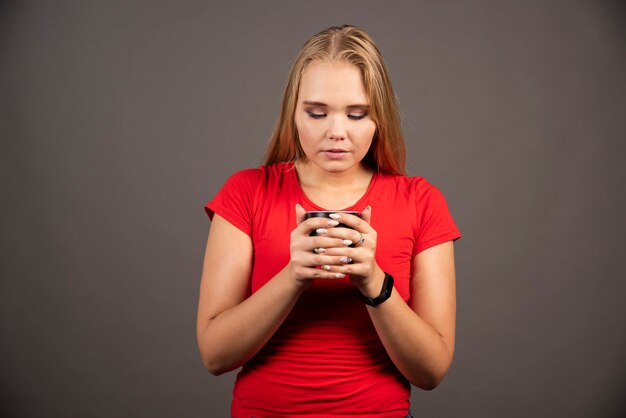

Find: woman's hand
<box><xmin>293</xmin><ymin>205</ymin><xmax>384</xmax><ymax>296</ymax></box>
<box><xmin>289</xmin><ymin>204</ymin><xmax>363</xmax><ymax>285</ymax></box>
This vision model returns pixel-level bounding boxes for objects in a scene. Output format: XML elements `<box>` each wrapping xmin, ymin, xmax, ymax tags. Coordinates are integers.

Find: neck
<box><xmin>294</xmin><ymin>160</ymin><xmax>373</xmax><ymax>191</ymax></box>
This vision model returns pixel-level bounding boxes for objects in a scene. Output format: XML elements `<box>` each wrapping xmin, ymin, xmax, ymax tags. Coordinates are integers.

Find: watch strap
<box><xmin>360</xmin><ymin>272</ymin><xmax>394</xmax><ymax>307</ymax></box>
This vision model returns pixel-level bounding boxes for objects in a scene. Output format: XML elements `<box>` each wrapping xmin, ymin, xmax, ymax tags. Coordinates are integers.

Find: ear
<box><xmin>361</xmin><ymin>206</ymin><xmax>372</xmax><ymax>224</ymax></box>
<box><xmin>295</xmin><ymin>203</ymin><xmax>307</xmax><ymax>225</ymax></box>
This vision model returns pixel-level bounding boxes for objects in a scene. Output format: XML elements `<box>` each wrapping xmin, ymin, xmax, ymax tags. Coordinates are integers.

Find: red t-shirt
<box><xmin>205</xmin><ymin>162</ymin><xmax>461</xmax><ymax>417</ymax></box>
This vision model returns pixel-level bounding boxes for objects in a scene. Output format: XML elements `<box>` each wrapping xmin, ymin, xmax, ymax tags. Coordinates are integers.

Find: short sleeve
<box><xmin>204</xmin><ymin>169</ymin><xmax>261</xmax><ymax>237</ymax></box>
<box><xmin>412</xmin><ymin>180</ymin><xmax>462</xmax><ymax>256</ymax></box>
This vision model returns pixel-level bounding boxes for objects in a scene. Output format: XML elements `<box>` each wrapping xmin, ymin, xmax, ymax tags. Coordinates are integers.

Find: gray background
<box><xmin>1</xmin><ymin>1</ymin><xmax>625</xmax><ymax>417</ymax></box>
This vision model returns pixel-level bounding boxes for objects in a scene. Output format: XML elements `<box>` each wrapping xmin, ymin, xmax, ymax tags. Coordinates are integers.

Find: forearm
<box><xmin>363</xmin><ymin>272</ymin><xmax>454</xmax><ymax>389</ymax></box>
<box><xmin>198</xmin><ymin>266</ymin><xmax>307</xmax><ymax>375</ymax></box>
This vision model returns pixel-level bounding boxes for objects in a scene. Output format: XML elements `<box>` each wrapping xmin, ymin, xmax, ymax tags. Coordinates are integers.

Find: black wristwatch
<box><xmin>360</xmin><ymin>272</ymin><xmax>394</xmax><ymax>307</ymax></box>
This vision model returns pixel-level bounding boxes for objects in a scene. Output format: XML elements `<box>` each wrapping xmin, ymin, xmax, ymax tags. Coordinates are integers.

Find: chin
<box><xmin>316</xmin><ymin>160</ymin><xmax>357</xmax><ymax>173</ymax></box>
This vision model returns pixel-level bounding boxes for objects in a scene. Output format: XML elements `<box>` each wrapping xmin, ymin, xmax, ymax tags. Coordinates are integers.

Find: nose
<box><xmin>327</xmin><ymin>114</ymin><xmax>346</xmax><ymax>140</ymax></box>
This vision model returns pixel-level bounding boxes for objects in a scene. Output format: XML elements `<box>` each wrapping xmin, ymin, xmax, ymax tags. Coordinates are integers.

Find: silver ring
<box><xmin>313</xmin><ymin>247</ymin><xmax>325</xmax><ymax>254</ymax></box>
<box><xmin>354</xmin><ymin>234</ymin><xmax>366</xmax><ymax>247</ymax></box>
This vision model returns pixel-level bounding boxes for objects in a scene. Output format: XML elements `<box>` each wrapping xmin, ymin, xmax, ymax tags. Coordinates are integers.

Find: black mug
<box><xmin>305</xmin><ymin>211</ymin><xmax>361</xmax><ymax>247</ymax></box>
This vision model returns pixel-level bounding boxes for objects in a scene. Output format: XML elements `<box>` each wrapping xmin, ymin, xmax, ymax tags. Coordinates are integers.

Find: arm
<box><xmin>363</xmin><ymin>242</ymin><xmax>457</xmax><ymax>390</ymax></box>
<box><xmin>196</xmin><ymin>208</ymin><xmax>359</xmax><ymax>375</ymax></box>
<box><xmin>196</xmin><ymin>214</ymin><xmax>306</xmax><ymax>375</ymax></box>
<box><xmin>318</xmin><ymin>209</ymin><xmax>457</xmax><ymax>390</ymax></box>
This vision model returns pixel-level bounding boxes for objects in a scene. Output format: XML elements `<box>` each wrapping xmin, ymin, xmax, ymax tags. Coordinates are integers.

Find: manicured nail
<box><xmin>341</xmin><ymin>239</ymin><xmax>353</xmax><ymax>247</ymax></box>
<box><xmin>335</xmin><ymin>273</ymin><xmax>346</xmax><ymax>279</ymax></box>
<box><xmin>316</xmin><ymin>228</ymin><xmax>328</xmax><ymax>234</ymax></box>
<box><xmin>327</xmin><ymin>220</ymin><xmax>339</xmax><ymax>227</ymax></box>
<box><xmin>340</xmin><ymin>257</ymin><xmax>352</xmax><ymax>264</ymax></box>
<box><xmin>329</xmin><ymin>213</ymin><xmax>341</xmax><ymax>220</ymax></box>
<box><xmin>313</xmin><ymin>247</ymin><xmax>325</xmax><ymax>254</ymax></box>
<box><xmin>321</xmin><ymin>265</ymin><xmax>331</xmax><ymax>271</ymax></box>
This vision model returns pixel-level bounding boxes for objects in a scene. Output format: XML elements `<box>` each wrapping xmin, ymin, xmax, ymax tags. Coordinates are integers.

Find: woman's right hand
<box><xmin>288</xmin><ymin>204</ymin><xmax>354</xmax><ymax>284</ymax></box>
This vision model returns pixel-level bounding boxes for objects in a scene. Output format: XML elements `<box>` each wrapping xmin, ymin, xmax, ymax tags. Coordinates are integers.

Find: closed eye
<box><xmin>306</xmin><ymin>111</ymin><xmax>369</xmax><ymax>120</ymax></box>
<box><xmin>307</xmin><ymin>111</ymin><xmax>326</xmax><ymax>119</ymax></box>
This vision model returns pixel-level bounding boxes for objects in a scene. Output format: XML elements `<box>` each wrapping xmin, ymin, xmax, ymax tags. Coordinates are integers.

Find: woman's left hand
<box><xmin>318</xmin><ymin>206</ymin><xmax>385</xmax><ymax>295</ymax></box>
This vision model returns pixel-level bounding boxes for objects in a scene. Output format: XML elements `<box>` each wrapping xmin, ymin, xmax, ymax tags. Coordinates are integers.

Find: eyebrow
<box><xmin>302</xmin><ymin>100</ymin><xmax>369</xmax><ymax>110</ymax></box>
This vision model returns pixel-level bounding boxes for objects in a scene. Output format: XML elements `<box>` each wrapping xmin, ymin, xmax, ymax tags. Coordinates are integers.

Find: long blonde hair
<box><xmin>263</xmin><ymin>25</ymin><xmax>406</xmax><ymax>175</ymax></box>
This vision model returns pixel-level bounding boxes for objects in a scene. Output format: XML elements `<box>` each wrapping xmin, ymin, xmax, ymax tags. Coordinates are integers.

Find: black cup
<box><xmin>305</xmin><ymin>211</ymin><xmax>361</xmax><ymax>238</ymax></box>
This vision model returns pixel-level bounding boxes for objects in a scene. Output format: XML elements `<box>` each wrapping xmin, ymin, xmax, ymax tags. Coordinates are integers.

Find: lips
<box><xmin>321</xmin><ymin>149</ymin><xmax>349</xmax><ymax>160</ymax></box>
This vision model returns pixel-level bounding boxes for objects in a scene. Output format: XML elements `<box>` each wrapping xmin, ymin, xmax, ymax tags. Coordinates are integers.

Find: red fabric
<box><xmin>205</xmin><ymin>163</ymin><xmax>461</xmax><ymax>417</ymax></box>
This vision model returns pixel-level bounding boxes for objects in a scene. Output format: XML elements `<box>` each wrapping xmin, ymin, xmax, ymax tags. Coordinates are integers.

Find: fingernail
<box><xmin>327</xmin><ymin>220</ymin><xmax>339</xmax><ymax>227</ymax></box>
<box><xmin>313</xmin><ymin>247</ymin><xmax>325</xmax><ymax>254</ymax></box>
<box><xmin>340</xmin><ymin>257</ymin><xmax>352</xmax><ymax>264</ymax></box>
<box><xmin>329</xmin><ymin>213</ymin><xmax>341</xmax><ymax>220</ymax></box>
<box><xmin>342</xmin><ymin>239</ymin><xmax>353</xmax><ymax>246</ymax></box>
<box><xmin>321</xmin><ymin>265</ymin><xmax>331</xmax><ymax>271</ymax></box>
<box><xmin>316</xmin><ymin>228</ymin><xmax>328</xmax><ymax>234</ymax></box>
<box><xmin>335</xmin><ymin>273</ymin><xmax>345</xmax><ymax>279</ymax></box>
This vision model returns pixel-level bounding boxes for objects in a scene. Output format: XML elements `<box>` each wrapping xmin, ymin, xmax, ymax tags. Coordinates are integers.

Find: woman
<box><xmin>197</xmin><ymin>25</ymin><xmax>461</xmax><ymax>417</ymax></box>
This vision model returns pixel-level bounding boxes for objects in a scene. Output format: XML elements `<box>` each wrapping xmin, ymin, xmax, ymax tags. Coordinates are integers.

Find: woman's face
<box><xmin>294</xmin><ymin>61</ymin><xmax>377</xmax><ymax>175</ymax></box>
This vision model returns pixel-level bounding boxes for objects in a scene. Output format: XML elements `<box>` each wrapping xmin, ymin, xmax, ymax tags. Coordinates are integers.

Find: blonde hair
<box><xmin>263</xmin><ymin>25</ymin><xmax>406</xmax><ymax>175</ymax></box>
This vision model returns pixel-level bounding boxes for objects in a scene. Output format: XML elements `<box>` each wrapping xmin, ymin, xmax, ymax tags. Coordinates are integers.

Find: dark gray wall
<box><xmin>1</xmin><ymin>1</ymin><xmax>625</xmax><ymax>417</ymax></box>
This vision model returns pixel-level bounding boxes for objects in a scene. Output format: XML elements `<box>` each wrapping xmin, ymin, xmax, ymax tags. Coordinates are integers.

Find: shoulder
<box><xmin>218</xmin><ymin>163</ymin><xmax>295</xmax><ymax>201</ymax></box>
<box><xmin>224</xmin><ymin>167</ymin><xmax>263</xmax><ymax>185</ymax></box>
<box><xmin>373</xmin><ymin>173</ymin><xmax>454</xmax><ymax>220</ymax></box>
<box><xmin>376</xmin><ymin>172</ymin><xmax>439</xmax><ymax>198</ymax></box>
<box><xmin>226</xmin><ymin>162</ymin><xmax>293</xmax><ymax>183</ymax></box>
